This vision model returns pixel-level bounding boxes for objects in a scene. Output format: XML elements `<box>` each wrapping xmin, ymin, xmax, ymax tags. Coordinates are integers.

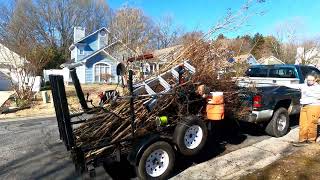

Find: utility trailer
<box><xmin>49</xmin><ymin>63</ymin><xmax>215</xmax><ymax>179</ymax></box>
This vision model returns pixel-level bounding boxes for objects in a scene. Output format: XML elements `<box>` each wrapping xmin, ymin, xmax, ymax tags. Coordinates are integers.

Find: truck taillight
<box><xmin>253</xmin><ymin>95</ymin><xmax>262</xmax><ymax>108</ymax></box>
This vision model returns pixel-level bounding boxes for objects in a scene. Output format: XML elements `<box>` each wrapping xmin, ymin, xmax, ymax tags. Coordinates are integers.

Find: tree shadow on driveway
<box><xmin>0</xmin><ymin>142</ymin><xmax>80</xmax><ymax>180</ymax></box>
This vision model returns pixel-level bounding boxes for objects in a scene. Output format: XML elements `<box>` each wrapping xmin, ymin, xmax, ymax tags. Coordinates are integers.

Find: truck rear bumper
<box><xmin>243</xmin><ymin>110</ymin><xmax>274</xmax><ymax>123</ymax></box>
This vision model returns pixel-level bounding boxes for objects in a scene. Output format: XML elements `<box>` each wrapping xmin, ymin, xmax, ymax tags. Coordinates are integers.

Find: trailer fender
<box><xmin>127</xmin><ymin>134</ymin><xmax>163</xmax><ymax>166</ymax></box>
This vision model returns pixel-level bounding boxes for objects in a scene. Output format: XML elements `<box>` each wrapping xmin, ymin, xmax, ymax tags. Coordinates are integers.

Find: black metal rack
<box><xmin>49</xmin><ymin>68</ymin><xmax>138</xmax><ymax>163</ymax></box>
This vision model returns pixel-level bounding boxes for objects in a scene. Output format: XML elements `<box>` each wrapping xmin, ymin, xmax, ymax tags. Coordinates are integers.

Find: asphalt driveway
<box><xmin>0</xmin><ymin>117</ymin><xmax>78</xmax><ymax>180</ymax></box>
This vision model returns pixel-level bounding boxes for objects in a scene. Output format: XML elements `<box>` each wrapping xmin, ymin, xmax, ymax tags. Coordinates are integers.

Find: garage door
<box><xmin>0</xmin><ymin>71</ymin><xmax>11</xmax><ymax>91</ymax></box>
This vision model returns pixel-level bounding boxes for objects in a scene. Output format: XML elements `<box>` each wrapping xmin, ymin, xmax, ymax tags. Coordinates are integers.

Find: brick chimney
<box><xmin>295</xmin><ymin>47</ymin><xmax>304</xmax><ymax>65</ymax></box>
<box><xmin>73</xmin><ymin>27</ymin><xmax>85</xmax><ymax>42</ymax></box>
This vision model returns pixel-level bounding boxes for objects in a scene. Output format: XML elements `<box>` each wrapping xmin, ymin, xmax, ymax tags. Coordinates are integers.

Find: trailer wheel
<box><xmin>136</xmin><ymin>141</ymin><xmax>175</xmax><ymax>180</ymax></box>
<box><xmin>265</xmin><ymin>107</ymin><xmax>290</xmax><ymax>137</ymax></box>
<box><xmin>173</xmin><ymin>115</ymin><xmax>208</xmax><ymax>156</ymax></box>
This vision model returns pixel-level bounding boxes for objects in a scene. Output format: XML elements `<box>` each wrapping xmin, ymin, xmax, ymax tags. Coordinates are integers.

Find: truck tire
<box><xmin>265</xmin><ymin>107</ymin><xmax>290</xmax><ymax>137</ymax></box>
<box><xmin>136</xmin><ymin>141</ymin><xmax>175</xmax><ymax>180</ymax></box>
<box><xmin>173</xmin><ymin>115</ymin><xmax>208</xmax><ymax>156</ymax></box>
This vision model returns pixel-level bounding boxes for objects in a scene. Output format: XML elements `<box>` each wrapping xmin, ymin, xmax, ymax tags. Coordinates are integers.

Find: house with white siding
<box><xmin>231</xmin><ymin>53</ymin><xmax>259</xmax><ymax>65</ymax></box>
<box><xmin>64</xmin><ymin>27</ymin><xmax>127</xmax><ymax>84</ymax></box>
<box><xmin>0</xmin><ymin>43</ymin><xmax>26</xmax><ymax>90</ymax></box>
<box><xmin>295</xmin><ymin>47</ymin><xmax>320</xmax><ymax>68</ymax></box>
<box><xmin>258</xmin><ymin>56</ymin><xmax>285</xmax><ymax>65</ymax></box>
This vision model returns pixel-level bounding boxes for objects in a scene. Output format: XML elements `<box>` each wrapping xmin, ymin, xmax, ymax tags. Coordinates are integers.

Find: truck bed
<box><xmin>236</xmin><ymin>77</ymin><xmax>300</xmax><ymax>87</ymax></box>
<box><xmin>238</xmin><ymin>85</ymin><xmax>301</xmax><ymax>123</ymax></box>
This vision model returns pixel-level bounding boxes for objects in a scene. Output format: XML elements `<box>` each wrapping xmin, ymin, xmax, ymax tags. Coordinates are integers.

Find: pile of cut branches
<box><xmin>75</xmin><ymin>82</ymin><xmax>203</xmax><ymax>158</ymax></box>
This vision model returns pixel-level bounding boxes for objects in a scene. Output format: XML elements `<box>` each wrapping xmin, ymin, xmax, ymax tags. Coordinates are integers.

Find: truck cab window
<box><xmin>269</xmin><ymin>68</ymin><xmax>296</xmax><ymax>78</ymax></box>
<box><xmin>300</xmin><ymin>66</ymin><xmax>320</xmax><ymax>78</ymax></box>
<box><xmin>246</xmin><ymin>68</ymin><xmax>268</xmax><ymax>77</ymax></box>
<box><xmin>309</xmin><ymin>67</ymin><xmax>320</xmax><ymax>76</ymax></box>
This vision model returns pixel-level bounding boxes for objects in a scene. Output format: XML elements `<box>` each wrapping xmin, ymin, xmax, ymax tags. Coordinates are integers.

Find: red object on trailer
<box><xmin>127</xmin><ymin>53</ymin><xmax>154</xmax><ymax>62</ymax></box>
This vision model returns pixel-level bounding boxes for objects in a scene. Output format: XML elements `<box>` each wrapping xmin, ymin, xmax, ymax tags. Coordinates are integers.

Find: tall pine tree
<box><xmin>251</xmin><ymin>33</ymin><xmax>265</xmax><ymax>59</ymax></box>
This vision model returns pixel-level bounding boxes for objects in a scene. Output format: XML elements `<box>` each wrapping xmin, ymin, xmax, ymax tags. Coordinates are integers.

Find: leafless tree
<box><xmin>0</xmin><ymin>0</ymin><xmax>111</xmax><ymax>60</ymax></box>
<box><xmin>275</xmin><ymin>17</ymin><xmax>305</xmax><ymax>45</ymax></box>
<box><xmin>153</xmin><ymin>14</ymin><xmax>182</xmax><ymax>49</ymax></box>
<box><xmin>162</xmin><ymin>0</ymin><xmax>267</xmax><ymax>74</ymax></box>
<box><xmin>273</xmin><ymin>17</ymin><xmax>305</xmax><ymax>63</ymax></box>
<box><xmin>30</xmin><ymin>0</ymin><xmax>110</xmax><ymax>54</ymax></box>
<box><xmin>178</xmin><ymin>31</ymin><xmax>204</xmax><ymax>45</ymax></box>
<box><xmin>108</xmin><ymin>6</ymin><xmax>154</xmax><ymax>53</ymax></box>
<box><xmin>0</xmin><ymin>42</ymin><xmax>53</xmax><ymax>107</ymax></box>
<box><xmin>0</xmin><ymin>0</ymin><xmax>60</xmax><ymax>105</ymax></box>
<box><xmin>299</xmin><ymin>40</ymin><xmax>320</xmax><ymax>66</ymax></box>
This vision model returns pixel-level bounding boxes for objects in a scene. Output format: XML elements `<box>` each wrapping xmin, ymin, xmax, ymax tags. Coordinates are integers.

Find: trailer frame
<box><xmin>49</xmin><ymin>67</ymin><xmax>209</xmax><ymax>178</ymax></box>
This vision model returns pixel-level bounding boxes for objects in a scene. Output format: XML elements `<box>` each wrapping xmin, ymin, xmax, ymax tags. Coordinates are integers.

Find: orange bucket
<box><xmin>208</xmin><ymin>92</ymin><xmax>224</xmax><ymax>105</ymax></box>
<box><xmin>206</xmin><ymin>104</ymin><xmax>225</xmax><ymax>120</ymax></box>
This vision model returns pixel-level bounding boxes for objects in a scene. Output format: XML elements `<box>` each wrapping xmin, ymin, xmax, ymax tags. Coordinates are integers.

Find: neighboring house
<box><xmin>61</xmin><ymin>27</ymin><xmax>130</xmax><ymax>84</ymax></box>
<box><xmin>152</xmin><ymin>45</ymin><xmax>182</xmax><ymax>67</ymax></box>
<box><xmin>258</xmin><ymin>56</ymin><xmax>285</xmax><ymax>65</ymax></box>
<box><xmin>230</xmin><ymin>53</ymin><xmax>259</xmax><ymax>65</ymax></box>
<box><xmin>127</xmin><ymin>45</ymin><xmax>182</xmax><ymax>78</ymax></box>
<box><xmin>0</xmin><ymin>66</ymin><xmax>11</xmax><ymax>91</ymax></box>
<box><xmin>295</xmin><ymin>47</ymin><xmax>320</xmax><ymax>68</ymax></box>
<box><xmin>0</xmin><ymin>43</ymin><xmax>26</xmax><ymax>90</ymax></box>
<box><xmin>217</xmin><ymin>53</ymin><xmax>259</xmax><ymax>78</ymax></box>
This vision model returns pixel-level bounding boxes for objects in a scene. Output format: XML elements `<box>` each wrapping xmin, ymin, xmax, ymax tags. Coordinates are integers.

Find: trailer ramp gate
<box><xmin>49</xmin><ymin>75</ymin><xmax>75</xmax><ymax>150</ymax></box>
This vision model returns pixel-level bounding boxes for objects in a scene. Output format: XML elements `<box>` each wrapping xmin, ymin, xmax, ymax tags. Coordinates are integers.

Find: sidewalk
<box><xmin>172</xmin><ymin>128</ymin><xmax>301</xmax><ymax>179</ymax></box>
<box><xmin>0</xmin><ymin>101</ymin><xmax>55</xmax><ymax>121</ymax></box>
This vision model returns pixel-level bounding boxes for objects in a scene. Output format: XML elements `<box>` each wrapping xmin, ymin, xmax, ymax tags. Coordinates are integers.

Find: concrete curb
<box><xmin>0</xmin><ymin>114</ymin><xmax>56</xmax><ymax>123</ymax></box>
<box><xmin>172</xmin><ymin>128</ymin><xmax>299</xmax><ymax>180</ymax></box>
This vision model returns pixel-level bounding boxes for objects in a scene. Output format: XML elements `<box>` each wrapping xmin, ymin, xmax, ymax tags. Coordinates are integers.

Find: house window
<box><xmin>100</xmin><ymin>29</ymin><xmax>106</xmax><ymax>36</ymax></box>
<box><xmin>79</xmin><ymin>48</ymin><xmax>84</xmax><ymax>55</ymax></box>
<box><xmin>94</xmin><ymin>63</ymin><xmax>111</xmax><ymax>83</ymax></box>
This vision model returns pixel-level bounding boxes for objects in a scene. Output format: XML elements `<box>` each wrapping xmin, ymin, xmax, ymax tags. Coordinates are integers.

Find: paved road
<box><xmin>0</xmin><ymin>117</ymin><xmax>79</xmax><ymax>180</ymax></box>
<box><xmin>0</xmin><ymin>117</ymin><xmax>298</xmax><ymax>180</ymax></box>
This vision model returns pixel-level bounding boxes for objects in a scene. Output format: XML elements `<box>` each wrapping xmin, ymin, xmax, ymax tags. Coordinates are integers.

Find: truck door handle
<box><xmin>273</xmin><ymin>80</ymin><xmax>276</xmax><ymax>83</ymax></box>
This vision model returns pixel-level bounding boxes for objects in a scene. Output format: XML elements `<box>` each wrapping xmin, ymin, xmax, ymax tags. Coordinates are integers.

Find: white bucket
<box><xmin>210</xmin><ymin>92</ymin><xmax>223</xmax><ymax>96</ymax></box>
<box><xmin>208</xmin><ymin>92</ymin><xmax>224</xmax><ymax>105</ymax></box>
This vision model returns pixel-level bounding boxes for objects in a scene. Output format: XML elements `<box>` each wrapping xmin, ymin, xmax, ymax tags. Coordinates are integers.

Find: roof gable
<box><xmin>61</xmin><ymin>47</ymin><xmax>119</xmax><ymax>69</ymax></box>
<box><xmin>305</xmin><ymin>47</ymin><xmax>320</xmax><ymax>59</ymax></box>
<box><xmin>0</xmin><ymin>43</ymin><xmax>26</xmax><ymax>67</ymax></box>
<box><xmin>80</xmin><ymin>44</ymin><xmax>119</xmax><ymax>64</ymax></box>
<box><xmin>305</xmin><ymin>47</ymin><xmax>319</xmax><ymax>54</ymax></box>
<box><xmin>258</xmin><ymin>56</ymin><xmax>284</xmax><ymax>65</ymax></box>
<box><xmin>233</xmin><ymin>53</ymin><xmax>255</xmax><ymax>63</ymax></box>
<box><xmin>69</xmin><ymin>27</ymin><xmax>110</xmax><ymax>49</ymax></box>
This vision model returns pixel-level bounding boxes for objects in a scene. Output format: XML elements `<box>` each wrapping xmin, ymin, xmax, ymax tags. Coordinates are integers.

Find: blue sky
<box><xmin>108</xmin><ymin>0</ymin><xmax>320</xmax><ymax>39</ymax></box>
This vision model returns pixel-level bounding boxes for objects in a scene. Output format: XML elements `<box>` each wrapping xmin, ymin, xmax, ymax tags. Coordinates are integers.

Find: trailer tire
<box><xmin>265</xmin><ymin>107</ymin><xmax>290</xmax><ymax>137</ymax></box>
<box><xmin>136</xmin><ymin>141</ymin><xmax>175</xmax><ymax>180</ymax></box>
<box><xmin>173</xmin><ymin>115</ymin><xmax>208</xmax><ymax>156</ymax></box>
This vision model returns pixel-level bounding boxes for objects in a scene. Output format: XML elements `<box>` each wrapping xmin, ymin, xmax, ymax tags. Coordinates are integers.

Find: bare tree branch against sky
<box><xmin>108</xmin><ymin>0</ymin><xmax>320</xmax><ymax>40</ymax></box>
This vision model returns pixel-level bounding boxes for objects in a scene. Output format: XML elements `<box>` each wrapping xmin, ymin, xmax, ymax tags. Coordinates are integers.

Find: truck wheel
<box><xmin>136</xmin><ymin>141</ymin><xmax>175</xmax><ymax>180</ymax></box>
<box><xmin>173</xmin><ymin>115</ymin><xmax>208</xmax><ymax>156</ymax></box>
<box><xmin>265</xmin><ymin>107</ymin><xmax>289</xmax><ymax>137</ymax></box>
